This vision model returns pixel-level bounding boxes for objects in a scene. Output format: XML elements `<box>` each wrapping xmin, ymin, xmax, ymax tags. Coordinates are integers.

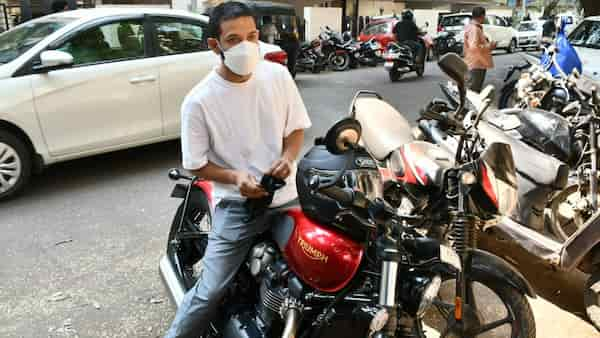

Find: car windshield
<box><xmin>441</xmin><ymin>15</ymin><xmax>470</xmax><ymax>28</ymax></box>
<box><xmin>0</xmin><ymin>17</ymin><xmax>74</xmax><ymax>64</ymax></box>
<box><xmin>362</xmin><ymin>22</ymin><xmax>389</xmax><ymax>35</ymax></box>
<box><xmin>518</xmin><ymin>22</ymin><xmax>537</xmax><ymax>32</ymax></box>
<box><xmin>569</xmin><ymin>20</ymin><xmax>600</xmax><ymax>49</ymax></box>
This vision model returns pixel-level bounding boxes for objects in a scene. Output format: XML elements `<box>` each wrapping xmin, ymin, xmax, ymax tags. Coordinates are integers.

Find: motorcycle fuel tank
<box><xmin>283</xmin><ymin>209</ymin><xmax>363</xmax><ymax>293</ymax></box>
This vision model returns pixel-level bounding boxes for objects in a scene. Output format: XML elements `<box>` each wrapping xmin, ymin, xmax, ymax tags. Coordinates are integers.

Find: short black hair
<box><xmin>208</xmin><ymin>2</ymin><xmax>257</xmax><ymax>39</ymax></box>
<box><xmin>51</xmin><ymin>0</ymin><xmax>68</xmax><ymax>13</ymax></box>
<box><xmin>472</xmin><ymin>6</ymin><xmax>486</xmax><ymax>19</ymax></box>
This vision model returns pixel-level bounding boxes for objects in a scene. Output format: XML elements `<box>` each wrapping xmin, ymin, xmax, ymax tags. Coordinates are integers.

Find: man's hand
<box><xmin>268</xmin><ymin>156</ymin><xmax>293</xmax><ymax>180</ymax></box>
<box><xmin>235</xmin><ymin>172</ymin><xmax>267</xmax><ymax>198</ymax></box>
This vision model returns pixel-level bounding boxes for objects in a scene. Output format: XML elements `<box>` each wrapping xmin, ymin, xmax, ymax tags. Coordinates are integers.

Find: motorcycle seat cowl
<box><xmin>354</xmin><ymin>97</ymin><xmax>413</xmax><ymax>161</ymax></box>
<box><xmin>479</xmin><ymin>122</ymin><xmax>568</xmax><ymax>189</ymax></box>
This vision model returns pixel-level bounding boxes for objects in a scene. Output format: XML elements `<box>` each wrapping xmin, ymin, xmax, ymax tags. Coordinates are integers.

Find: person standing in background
<box><xmin>260</xmin><ymin>16</ymin><xmax>278</xmax><ymax>44</ymax></box>
<box><xmin>464</xmin><ymin>6</ymin><xmax>496</xmax><ymax>93</ymax></box>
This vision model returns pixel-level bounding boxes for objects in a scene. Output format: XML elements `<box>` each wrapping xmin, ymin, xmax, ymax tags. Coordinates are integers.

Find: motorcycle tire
<box><xmin>584</xmin><ymin>269</ymin><xmax>600</xmax><ymax>331</ymax></box>
<box><xmin>330</xmin><ymin>53</ymin><xmax>350</xmax><ymax>71</ymax></box>
<box><xmin>389</xmin><ymin>69</ymin><xmax>402</xmax><ymax>82</ymax></box>
<box><xmin>498</xmin><ymin>80</ymin><xmax>519</xmax><ymax>109</ymax></box>
<box><xmin>426</xmin><ymin>267</ymin><xmax>536</xmax><ymax>338</ymax></box>
<box><xmin>167</xmin><ymin>188</ymin><xmax>212</xmax><ymax>289</ymax></box>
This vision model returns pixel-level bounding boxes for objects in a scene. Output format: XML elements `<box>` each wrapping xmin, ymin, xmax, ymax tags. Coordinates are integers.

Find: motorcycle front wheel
<box><xmin>167</xmin><ymin>188</ymin><xmax>212</xmax><ymax>289</ymax></box>
<box><xmin>423</xmin><ymin>267</ymin><xmax>535</xmax><ymax>338</ymax></box>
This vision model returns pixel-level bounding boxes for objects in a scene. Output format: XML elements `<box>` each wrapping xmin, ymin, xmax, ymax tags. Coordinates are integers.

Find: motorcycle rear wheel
<box><xmin>548</xmin><ymin>183</ymin><xmax>599</xmax><ymax>242</ymax></box>
<box><xmin>424</xmin><ymin>268</ymin><xmax>535</xmax><ymax>338</ymax></box>
<box><xmin>330</xmin><ymin>53</ymin><xmax>350</xmax><ymax>71</ymax></box>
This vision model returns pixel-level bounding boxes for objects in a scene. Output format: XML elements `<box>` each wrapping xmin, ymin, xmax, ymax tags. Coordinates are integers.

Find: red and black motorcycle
<box><xmin>160</xmin><ymin>118</ymin><xmax>464</xmax><ymax>337</ymax></box>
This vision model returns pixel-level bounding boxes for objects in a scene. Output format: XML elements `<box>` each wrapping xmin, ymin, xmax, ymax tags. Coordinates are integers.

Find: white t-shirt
<box><xmin>181</xmin><ymin>60</ymin><xmax>312</xmax><ymax>207</ymax></box>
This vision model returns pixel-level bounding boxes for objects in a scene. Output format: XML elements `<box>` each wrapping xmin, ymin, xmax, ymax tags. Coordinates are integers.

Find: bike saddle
<box><xmin>244</xmin><ymin>175</ymin><xmax>286</xmax><ymax>221</ymax></box>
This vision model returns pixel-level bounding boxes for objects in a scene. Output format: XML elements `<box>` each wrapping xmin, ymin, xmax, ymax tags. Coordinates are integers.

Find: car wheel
<box><xmin>0</xmin><ymin>130</ymin><xmax>32</xmax><ymax>200</ymax></box>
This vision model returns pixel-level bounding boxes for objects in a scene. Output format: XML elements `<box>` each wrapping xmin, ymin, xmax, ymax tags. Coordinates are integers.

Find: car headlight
<box><xmin>417</xmin><ymin>275</ymin><xmax>442</xmax><ymax>317</ymax></box>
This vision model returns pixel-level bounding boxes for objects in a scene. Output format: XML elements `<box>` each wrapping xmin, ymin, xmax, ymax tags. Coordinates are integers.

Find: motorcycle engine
<box><xmin>223</xmin><ymin>242</ymin><xmax>303</xmax><ymax>338</ymax></box>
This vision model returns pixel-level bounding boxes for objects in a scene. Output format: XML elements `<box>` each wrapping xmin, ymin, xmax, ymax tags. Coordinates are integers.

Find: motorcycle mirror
<box><xmin>168</xmin><ymin>168</ymin><xmax>182</xmax><ymax>181</ymax></box>
<box><xmin>438</xmin><ymin>53</ymin><xmax>467</xmax><ymax>113</ymax></box>
<box><xmin>323</xmin><ymin>118</ymin><xmax>362</xmax><ymax>155</ymax></box>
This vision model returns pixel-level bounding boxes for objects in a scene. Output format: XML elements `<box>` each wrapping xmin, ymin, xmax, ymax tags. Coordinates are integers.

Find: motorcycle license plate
<box><xmin>384</xmin><ymin>61</ymin><xmax>394</xmax><ymax>69</ymax></box>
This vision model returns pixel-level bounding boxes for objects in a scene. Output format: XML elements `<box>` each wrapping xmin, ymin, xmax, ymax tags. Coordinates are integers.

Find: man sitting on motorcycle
<box><xmin>393</xmin><ymin>9</ymin><xmax>425</xmax><ymax>65</ymax></box>
<box><xmin>164</xmin><ymin>2</ymin><xmax>311</xmax><ymax>337</ymax></box>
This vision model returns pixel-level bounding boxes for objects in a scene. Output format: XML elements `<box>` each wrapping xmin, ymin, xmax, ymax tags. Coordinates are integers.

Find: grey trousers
<box><xmin>469</xmin><ymin>69</ymin><xmax>487</xmax><ymax>93</ymax></box>
<box><xmin>164</xmin><ymin>199</ymin><xmax>293</xmax><ymax>338</ymax></box>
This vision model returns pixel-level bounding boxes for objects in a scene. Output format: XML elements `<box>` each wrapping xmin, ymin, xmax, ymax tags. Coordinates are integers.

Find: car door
<box><xmin>483</xmin><ymin>15</ymin><xmax>500</xmax><ymax>46</ymax></box>
<box><xmin>496</xmin><ymin>16</ymin><xmax>513</xmax><ymax>47</ymax></box>
<box><xmin>150</xmin><ymin>16</ymin><xmax>217</xmax><ymax>137</ymax></box>
<box><xmin>30</xmin><ymin>17</ymin><xmax>162</xmax><ymax>156</ymax></box>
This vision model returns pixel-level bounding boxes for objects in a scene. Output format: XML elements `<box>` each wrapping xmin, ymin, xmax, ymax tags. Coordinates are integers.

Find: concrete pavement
<box><xmin>0</xmin><ymin>52</ymin><xmax>597</xmax><ymax>337</ymax></box>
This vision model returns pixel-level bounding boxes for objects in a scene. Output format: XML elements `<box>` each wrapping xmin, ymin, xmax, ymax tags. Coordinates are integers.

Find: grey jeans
<box><xmin>164</xmin><ymin>198</ymin><xmax>295</xmax><ymax>338</ymax></box>
<box><xmin>469</xmin><ymin>69</ymin><xmax>487</xmax><ymax>93</ymax></box>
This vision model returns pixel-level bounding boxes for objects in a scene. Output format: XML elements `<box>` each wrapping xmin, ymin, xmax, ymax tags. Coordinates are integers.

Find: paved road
<box><xmin>1</xmin><ymin>52</ymin><xmax>597</xmax><ymax>337</ymax></box>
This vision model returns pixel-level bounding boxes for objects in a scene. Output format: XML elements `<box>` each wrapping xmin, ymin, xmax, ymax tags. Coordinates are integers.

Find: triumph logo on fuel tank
<box><xmin>355</xmin><ymin>157</ymin><xmax>376</xmax><ymax>168</ymax></box>
<box><xmin>297</xmin><ymin>237</ymin><xmax>329</xmax><ymax>263</ymax></box>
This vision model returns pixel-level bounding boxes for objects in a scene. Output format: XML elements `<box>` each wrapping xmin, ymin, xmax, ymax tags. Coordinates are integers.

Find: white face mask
<box><xmin>219</xmin><ymin>40</ymin><xmax>260</xmax><ymax>76</ymax></box>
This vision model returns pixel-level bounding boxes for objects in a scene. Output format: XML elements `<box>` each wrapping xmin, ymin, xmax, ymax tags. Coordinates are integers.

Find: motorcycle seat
<box><xmin>354</xmin><ymin>97</ymin><xmax>413</xmax><ymax>161</ymax></box>
<box><xmin>478</xmin><ymin>121</ymin><xmax>568</xmax><ymax>189</ymax></box>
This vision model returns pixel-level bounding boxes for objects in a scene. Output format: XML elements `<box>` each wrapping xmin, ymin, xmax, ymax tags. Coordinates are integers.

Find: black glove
<box><xmin>244</xmin><ymin>175</ymin><xmax>286</xmax><ymax>221</ymax></box>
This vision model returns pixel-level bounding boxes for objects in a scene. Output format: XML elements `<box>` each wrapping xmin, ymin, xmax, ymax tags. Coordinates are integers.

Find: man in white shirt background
<box><xmin>164</xmin><ymin>2</ymin><xmax>311</xmax><ymax>338</ymax></box>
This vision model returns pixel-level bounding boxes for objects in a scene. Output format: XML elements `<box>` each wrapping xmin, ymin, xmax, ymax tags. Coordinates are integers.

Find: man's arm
<box><xmin>269</xmin><ymin>129</ymin><xmax>304</xmax><ymax>179</ymax></box>
<box><xmin>191</xmin><ymin>162</ymin><xmax>267</xmax><ymax>198</ymax></box>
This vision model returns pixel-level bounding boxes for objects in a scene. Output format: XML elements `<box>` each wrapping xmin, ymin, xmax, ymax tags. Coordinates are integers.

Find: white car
<box><xmin>568</xmin><ymin>16</ymin><xmax>600</xmax><ymax>84</ymax></box>
<box><xmin>515</xmin><ymin>20</ymin><xmax>541</xmax><ymax>50</ymax></box>
<box><xmin>0</xmin><ymin>8</ymin><xmax>286</xmax><ymax>200</ymax></box>
<box><xmin>438</xmin><ymin>13</ymin><xmax>518</xmax><ymax>53</ymax></box>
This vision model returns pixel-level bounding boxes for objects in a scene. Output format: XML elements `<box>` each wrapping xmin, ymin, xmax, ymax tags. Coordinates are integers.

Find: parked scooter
<box><xmin>159</xmin><ymin>119</ymin><xmax>467</xmax><ymax>337</ymax></box>
<box><xmin>383</xmin><ymin>39</ymin><xmax>426</xmax><ymax>82</ymax></box>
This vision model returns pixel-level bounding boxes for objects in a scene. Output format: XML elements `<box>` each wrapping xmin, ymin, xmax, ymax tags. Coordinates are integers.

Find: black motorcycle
<box><xmin>383</xmin><ymin>40</ymin><xmax>426</xmax><ymax>82</ymax></box>
<box><xmin>159</xmin><ymin>118</ymin><xmax>466</xmax><ymax>337</ymax></box>
<box><xmin>296</xmin><ymin>38</ymin><xmax>327</xmax><ymax>74</ymax></box>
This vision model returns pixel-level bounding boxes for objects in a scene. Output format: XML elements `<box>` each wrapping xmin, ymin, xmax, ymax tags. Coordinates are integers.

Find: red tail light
<box><xmin>264</xmin><ymin>51</ymin><xmax>288</xmax><ymax>65</ymax></box>
<box><xmin>437</xmin><ymin>24</ymin><xmax>444</xmax><ymax>33</ymax></box>
<box><xmin>479</xmin><ymin>162</ymin><xmax>499</xmax><ymax>209</ymax></box>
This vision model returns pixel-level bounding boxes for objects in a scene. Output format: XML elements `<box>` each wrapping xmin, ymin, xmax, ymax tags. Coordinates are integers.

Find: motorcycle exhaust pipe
<box><xmin>281</xmin><ymin>307</ymin><xmax>301</xmax><ymax>338</ymax></box>
<box><xmin>159</xmin><ymin>255</ymin><xmax>186</xmax><ymax>308</ymax></box>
